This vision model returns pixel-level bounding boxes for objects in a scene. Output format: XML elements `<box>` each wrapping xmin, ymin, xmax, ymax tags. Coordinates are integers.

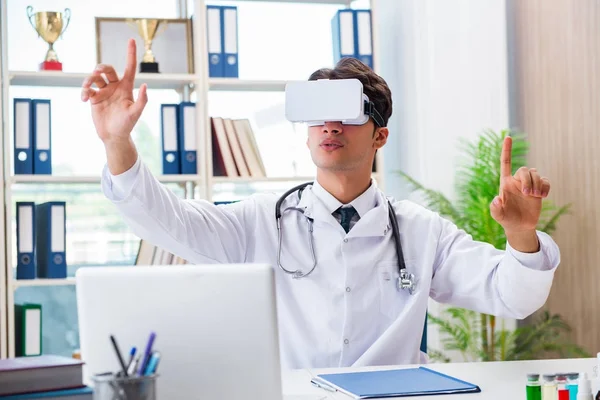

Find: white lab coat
<box><xmin>101</xmin><ymin>159</ymin><xmax>560</xmax><ymax>370</ymax></box>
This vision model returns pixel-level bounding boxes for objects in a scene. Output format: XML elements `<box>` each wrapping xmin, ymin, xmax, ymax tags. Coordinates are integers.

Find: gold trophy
<box><xmin>127</xmin><ymin>19</ymin><xmax>168</xmax><ymax>73</ymax></box>
<box><xmin>27</xmin><ymin>6</ymin><xmax>71</xmax><ymax>71</ymax></box>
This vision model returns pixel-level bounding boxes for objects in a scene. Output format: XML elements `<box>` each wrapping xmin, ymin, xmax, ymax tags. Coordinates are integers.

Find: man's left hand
<box><xmin>490</xmin><ymin>136</ymin><xmax>550</xmax><ymax>251</ymax></box>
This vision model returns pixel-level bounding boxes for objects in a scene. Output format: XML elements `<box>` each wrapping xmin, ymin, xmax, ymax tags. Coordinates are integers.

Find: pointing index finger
<box><xmin>500</xmin><ymin>136</ymin><xmax>513</xmax><ymax>178</ymax></box>
<box><xmin>123</xmin><ymin>38</ymin><xmax>137</xmax><ymax>83</ymax></box>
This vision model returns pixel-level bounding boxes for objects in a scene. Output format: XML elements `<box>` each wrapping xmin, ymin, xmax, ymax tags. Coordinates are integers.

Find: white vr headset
<box><xmin>284</xmin><ymin>78</ymin><xmax>385</xmax><ymax>127</ymax></box>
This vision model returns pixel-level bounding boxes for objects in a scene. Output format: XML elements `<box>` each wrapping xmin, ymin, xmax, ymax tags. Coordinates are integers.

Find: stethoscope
<box><xmin>274</xmin><ymin>182</ymin><xmax>416</xmax><ymax>294</ymax></box>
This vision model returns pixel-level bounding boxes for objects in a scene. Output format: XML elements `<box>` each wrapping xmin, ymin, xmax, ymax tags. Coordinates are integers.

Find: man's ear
<box><xmin>373</xmin><ymin>127</ymin><xmax>389</xmax><ymax>150</ymax></box>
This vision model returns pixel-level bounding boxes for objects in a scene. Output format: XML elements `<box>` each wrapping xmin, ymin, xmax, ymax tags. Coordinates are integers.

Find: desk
<box><xmin>283</xmin><ymin>358</ymin><xmax>598</xmax><ymax>399</ymax></box>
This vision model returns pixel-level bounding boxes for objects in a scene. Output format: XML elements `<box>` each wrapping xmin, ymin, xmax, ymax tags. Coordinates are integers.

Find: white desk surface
<box><xmin>282</xmin><ymin>358</ymin><xmax>598</xmax><ymax>399</ymax></box>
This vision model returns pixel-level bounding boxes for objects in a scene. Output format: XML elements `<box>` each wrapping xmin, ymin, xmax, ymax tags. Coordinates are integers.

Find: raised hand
<box><xmin>81</xmin><ymin>38</ymin><xmax>148</xmax><ymax>144</ymax></box>
<box><xmin>490</xmin><ymin>136</ymin><xmax>551</xmax><ymax>235</ymax></box>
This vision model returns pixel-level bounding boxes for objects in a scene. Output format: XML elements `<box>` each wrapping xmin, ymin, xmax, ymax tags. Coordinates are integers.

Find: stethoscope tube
<box><xmin>275</xmin><ymin>182</ymin><xmax>414</xmax><ymax>293</ymax></box>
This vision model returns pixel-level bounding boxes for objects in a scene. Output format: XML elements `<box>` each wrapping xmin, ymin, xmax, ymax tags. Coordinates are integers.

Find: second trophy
<box><xmin>127</xmin><ymin>18</ymin><xmax>168</xmax><ymax>73</ymax></box>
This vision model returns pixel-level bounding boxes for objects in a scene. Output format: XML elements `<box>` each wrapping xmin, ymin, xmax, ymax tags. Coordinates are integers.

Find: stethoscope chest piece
<box><xmin>398</xmin><ymin>270</ymin><xmax>416</xmax><ymax>295</ymax></box>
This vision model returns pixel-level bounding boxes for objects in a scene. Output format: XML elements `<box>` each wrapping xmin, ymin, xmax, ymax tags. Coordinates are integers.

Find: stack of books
<box><xmin>210</xmin><ymin>117</ymin><xmax>266</xmax><ymax>178</ymax></box>
<box><xmin>0</xmin><ymin>355</ymin><xmax>92</xmax><ymax>399</ymax></box>
<box><xmin>134</xmin><ymin>239</ymin><xmax>187</xmax><ymax>266</ymax></box>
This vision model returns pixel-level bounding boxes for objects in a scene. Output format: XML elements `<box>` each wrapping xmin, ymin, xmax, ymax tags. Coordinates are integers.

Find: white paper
<box><xmin>35</xmin><ymin>102</ymin><xmax>50</xmax><ymax>150</ymax></box>
<box><xmin>162</xmin><ymin>106</ymin><xmax>178</xmax><ymax>152</ymax></box>
<box><xmin>25</xmin><ymin>308</ymin><xmax>41</xmax><ymax>356</ymax></box>
<box><xmin>51</xmin><ymin>205</ymin><xmax>65</xmax><ymax>253</ymax></box>
<box><xmin>18</xmin><ymin>205</ymin><xmax>33</xmax><ymax>253</ymax></box>
<box><xmin>15</xmin><ymin>101</ymin><xmax>30</xmax><ymax>148</ymax></box>
<box><xmin>184</xmin><ymin>105</ymin><xmax>196</xmax><ymax>151</ymax></box>
<box><xmin>224</xmin><ymin>8</ymin><xmax>238</xmax><ymax>53</ymax></box>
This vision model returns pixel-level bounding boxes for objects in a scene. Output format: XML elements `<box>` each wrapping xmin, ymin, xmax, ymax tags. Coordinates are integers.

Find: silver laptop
<box><xmin>76</xmin><ymin>264</ymin><xmax>283</xmax><ymax>400</ymax></box>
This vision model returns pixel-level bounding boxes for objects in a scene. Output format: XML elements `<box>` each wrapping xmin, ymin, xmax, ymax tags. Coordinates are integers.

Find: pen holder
<box><xmin>92</xmin><ymin>373</ymin><xmax>158</xmax><ymax>400</ymax></box>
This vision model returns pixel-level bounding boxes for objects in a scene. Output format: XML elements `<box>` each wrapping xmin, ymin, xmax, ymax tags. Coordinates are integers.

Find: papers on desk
<box><xmin>311</xmin><ymin>367</ymin><xmax>481</xmax><ymax>398</ymax></box>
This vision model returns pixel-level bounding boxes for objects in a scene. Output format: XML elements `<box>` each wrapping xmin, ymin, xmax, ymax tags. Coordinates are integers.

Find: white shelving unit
<box><xmin>11</xmin><ymin>278</ymin><xmax>76</xmax><ymax>289</ymax></box>
<box><xmin>8</xmin><ymin>175</ymin><xmax>202</xmax><ymax>185</ymax></box>
<box><xmin>9</xmin><ymin>71</ymin><xmax>200</xmax><ymax>90</ymax></box>
<box><xmin>0</xmin><ymin>0</ymin><xmax>383</xmax><ymax>359</ymax></box>
<box><xmin>0</xmin><ymin>0</ymin><xmax>8</xmax><ymax>360</ymax></box>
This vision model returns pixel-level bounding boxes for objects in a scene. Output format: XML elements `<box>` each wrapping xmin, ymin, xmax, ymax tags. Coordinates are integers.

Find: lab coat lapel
<box><xmin>346</xmin><ymin>193</ymin><xmax>391</xmax><ymax>238</ymax></box>
<box><xmin>298</xmin><ymin>187</ymin><xmax>344</xmax><ymax>230</ymax></box>
<box><xmin>298</xmin><ymin>185</ymin><xmax>392</xmax><ymax>236</ymax></box>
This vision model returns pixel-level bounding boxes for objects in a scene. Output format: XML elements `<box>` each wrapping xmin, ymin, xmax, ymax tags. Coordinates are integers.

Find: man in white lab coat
<box><xmin>81</xmin><ymin>39</ymin><xmax>559</xmax><ymax>370</ymax></box>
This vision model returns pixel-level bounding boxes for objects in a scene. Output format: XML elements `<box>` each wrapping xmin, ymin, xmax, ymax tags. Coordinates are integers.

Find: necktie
<box><xmin>336</xmin><ymin>206</ymin><xmax>357</xmax><ymax>233</ymax></box>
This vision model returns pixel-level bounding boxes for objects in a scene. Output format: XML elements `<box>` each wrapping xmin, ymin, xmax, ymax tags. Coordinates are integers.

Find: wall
<box><xmin>375</xmin><ymin>0</ymin><xmax>511</xmax><ymax>358</ymax></box>
<box><xmin>507</xmin><ymin>0</ymin><xmax>600</xmax><ymax>354</ymax></box>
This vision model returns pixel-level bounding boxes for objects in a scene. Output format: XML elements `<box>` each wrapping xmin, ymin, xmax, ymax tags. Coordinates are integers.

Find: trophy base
<box><xmin>40</xmin><ymin>60</ymin><xmax>63</xmax><ymax>71</ymax></box>
<box><xmin>140</xmin><ymin>62</ymin><xmax>159</xmax><ymax>73</ymax></box>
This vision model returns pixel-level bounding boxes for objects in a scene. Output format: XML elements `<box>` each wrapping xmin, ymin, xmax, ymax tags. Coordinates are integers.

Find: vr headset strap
<box><xmin>365</xmin><ymin>100</ymin><xmax>385</xmax><ymax>127</ymax></box>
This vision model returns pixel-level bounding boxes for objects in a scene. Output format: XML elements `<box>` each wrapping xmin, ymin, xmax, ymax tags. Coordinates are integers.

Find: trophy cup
<box><xmin>27</xmin><ymin>6</ymin><xmax>71</xmax><ymax>71</ymax></box>
<box><xmin>127</xmin><ymin>19</ymin><xmax>168</xmax><ymax>73</ymax></box>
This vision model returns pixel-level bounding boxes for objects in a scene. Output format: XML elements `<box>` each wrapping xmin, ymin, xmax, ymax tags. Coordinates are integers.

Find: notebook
<box><xmin>311</xmin><ymin>367</ymin><xmax>481</xmax><ymax>398</ymax></box>
<box><xmin>0</xmin><ymin>386</ymin><xmax>92</xmax><ymax>399</ymax></box>
<box><xmin>0</xmin><ymin>355</ymin><xmax>85</xmax><ymax>396</ymax></box>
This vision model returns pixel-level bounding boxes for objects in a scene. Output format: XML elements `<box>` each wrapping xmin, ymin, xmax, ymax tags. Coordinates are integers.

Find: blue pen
<box><xmin>138</xmin><ymin>332</ymin><xmax>156</xmax><ymax>375</ymax></box>
<box><xmin>126</xmin><ymin>347</ymin><xmax>136</xmax><ymax>370</ymax></box>
<box><xmin>144</xmin><ymin>351</ymin><xmax>161</xmax><ymax>376</ymax></box>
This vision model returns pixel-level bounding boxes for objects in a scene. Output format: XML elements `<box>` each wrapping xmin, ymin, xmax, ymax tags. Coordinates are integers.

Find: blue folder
<box><xmin>311</xmin><ymin>367</ymin><xmax>481</xmax><ymax>398</ymax></box>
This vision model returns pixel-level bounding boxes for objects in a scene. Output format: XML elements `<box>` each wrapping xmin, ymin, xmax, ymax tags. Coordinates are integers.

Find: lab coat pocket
<box><xmin>377</xmin><ymin>261</ymin><xmax>415</xmax><ymax>321</ymax></box>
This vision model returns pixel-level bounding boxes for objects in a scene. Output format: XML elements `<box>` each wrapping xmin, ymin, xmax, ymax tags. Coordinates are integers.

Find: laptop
<box><xmin>76</xmin><ymin>264</ymin><xmax>283</xmax><ymax>400</ymax></box>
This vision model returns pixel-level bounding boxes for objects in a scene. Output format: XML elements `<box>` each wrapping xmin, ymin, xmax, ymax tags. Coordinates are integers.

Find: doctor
<box><xmin>81</xmin><ymin>39</ymin><xmax>560</xmax><ymax>370</ymax></box>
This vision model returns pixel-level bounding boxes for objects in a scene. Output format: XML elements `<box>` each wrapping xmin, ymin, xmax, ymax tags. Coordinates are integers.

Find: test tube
<box><xmin>527</xmin><ymin>374</ymin><xmax>542</xmax><ymax>400</ymax></box>
<box><xmin>566</xmin><ymin>373</ymin><xmax>579</xmax><ymax>399</ymax></box>
<box><xmin>556</xmin><ymin>374</ymin><xmax>569</xmax><ymax>400</ymax></box>
<box><xmin>542</xmin><ymin>374</ymin><xmax>558</xmax><ymax>400</ymax></box>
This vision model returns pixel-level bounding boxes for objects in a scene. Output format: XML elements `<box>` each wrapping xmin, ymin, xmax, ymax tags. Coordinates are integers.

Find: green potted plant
<box><xmin>398</xmin><ymin>129</ymin><xmax>589</xmax><ymax>362</ymax></box>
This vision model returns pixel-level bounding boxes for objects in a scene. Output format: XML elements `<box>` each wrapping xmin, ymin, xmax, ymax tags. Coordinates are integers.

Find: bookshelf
<box><xmin>8</xmin><ymin>175</ymin><xmax>202</xmax><ymax>185</ymax></box>
<box><xmin>0</xmin><ymin>0</ymin><xmax>383</xmax><ymax>359</ymax></box>
<box><xmin>208</xmin><ymin>78</ymin><xmax>288</xmax><ymax>92</ymax></box>
<box><xmin>11</xmin><ymin>278</ymin><xmax>76</xmax><ymax>289</ymax></box>
<box><xmin>9</xmin><ymin>71</ymin><xmax>200</xmax><ymax>91</ymax></box>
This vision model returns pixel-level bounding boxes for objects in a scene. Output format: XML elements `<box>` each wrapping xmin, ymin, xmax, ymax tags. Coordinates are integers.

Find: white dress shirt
<box><xmin>101</xmin><ymin>157</ymin><xmax>560</xmax><ymax>370</ymax></box>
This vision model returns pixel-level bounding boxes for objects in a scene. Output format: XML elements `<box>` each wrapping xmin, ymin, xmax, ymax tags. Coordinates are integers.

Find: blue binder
<box><xmin>332</xmin><ymin>9</ymin><xmax>356</xmax><ymax>65</ymax></box>
<box><xmin>13</xmin><ymin>98</ymin><xmax>33</xmax><ymax>175</ymax></box>
<box><xmin>207</xmin><ymin>5</ymin><xmax>224</xmax><ymax>77</ymax></box>
<box><xmin>160</xmin><ymin>104</ymin><xmax>181</xmax><ymax>174</ymax></box>
<box><xmin>354</xmin><ymin>9</ymin><xmax>373</xmax><ymax>69</ymax></box>
<box><xmin>178</xmin><ymin>101</ymin><xmax>197</xmax><ymax>174</ymax></box>
<box><xmin>32</xmin><ymin>99</ymin><xmax>52</xmax><ymax>175</ymax></box>
<box><xmin>331</xmin><ymin>9</ymin><xmax>374</xmax><ymax>69</ymax></box>
<box><xmin>311</xmin><ymin>367</ymin><xmax>481</xmax><ymax>398</ymax></box>
<box><xmin>221</xmin><ymin>6</ymin><xmax>239</xmax><ymax>78</ymax></box>
<box><xmin>35</xmin><ymin>201</ymin><xmax>67</xmax><ymax>279</ymax></box>
<box><xmin>16</xmin><ymin>202</ymin><xmax>36</xmax><ymax>280</ymax></box>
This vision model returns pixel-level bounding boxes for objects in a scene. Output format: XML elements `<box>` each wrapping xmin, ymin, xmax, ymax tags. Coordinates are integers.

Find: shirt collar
<box><xmin>311</xmin><ymin>179</ymin><xmax>379</xmax><ymax>218</ymax></box>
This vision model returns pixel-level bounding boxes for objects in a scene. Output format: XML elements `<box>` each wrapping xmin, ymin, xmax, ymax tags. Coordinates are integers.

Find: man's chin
<box><xmin>315</xmin><ymin>162</ymin><xmax>353</xmax><ymax>173</ymax></box>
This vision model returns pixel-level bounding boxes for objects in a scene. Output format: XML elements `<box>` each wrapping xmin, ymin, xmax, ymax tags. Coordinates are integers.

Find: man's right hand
<box><xmin>81</xmin><ymin>38</ymin><xmax>148</xmax><ymax>145</ymax></box>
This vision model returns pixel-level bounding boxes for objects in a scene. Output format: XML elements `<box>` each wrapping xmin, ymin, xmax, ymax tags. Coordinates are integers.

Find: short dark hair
<box><xmin>308</xmin><ymin>57</ymin><xmax>393</xmax><ymax>127</ymax></box>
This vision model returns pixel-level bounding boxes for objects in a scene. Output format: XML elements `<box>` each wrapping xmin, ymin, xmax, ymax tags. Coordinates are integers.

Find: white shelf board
<box><xmin>12</xmin><ymin>277</ymin><xmax>76</xmax><ymax>289</ymax></box>
<box><xmin>8</xmin><ymin>71</ymin><xmax>199</xmax><ymax>90</ymax></box>
<box><xmin>212</xmin><ymin>176</ymin><xmax>315</xmax><ymax>184</ymax></box>
<box><xmin>209</xmin><ymin>0</ymin><xmax>350</xmax><ymax>3</ymax></box>
<box><xmin>209</xmin><ymin>78</ymin><xmax>288</xmax><ymax>92</ymax></box>
<box><xmin>212</xmin><ymin>173</ymin><xmax>380</xmax><ymax>184</ymax></box>
<box><xmin>8</xmin><ymin>175</ymin><xmax>202</xmax><ymax>184</ymax></box>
